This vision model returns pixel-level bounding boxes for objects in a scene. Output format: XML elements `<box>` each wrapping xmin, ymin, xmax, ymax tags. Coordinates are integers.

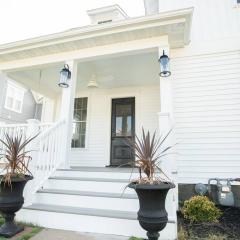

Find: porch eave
<box><xmin>0</xmin><ymin>7</ymin><xmax>193</xmax><ymax>63</ymax></box>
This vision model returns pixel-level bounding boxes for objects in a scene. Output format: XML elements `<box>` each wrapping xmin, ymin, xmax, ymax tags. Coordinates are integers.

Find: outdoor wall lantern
<box><xmin>159</xmin><ymin>50</ymin><xmax>171</xmax><ymax>77</ymax></box>
<box><xmin>58</xmin><ymin>64</ymin><xmax>71</xmax><ymax>88</ymax></box>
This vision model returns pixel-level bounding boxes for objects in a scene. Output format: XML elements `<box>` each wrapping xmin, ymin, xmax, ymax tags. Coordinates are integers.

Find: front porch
<box><xmin>0</xmin><ymin>8</ymin><xmax>193</xmax><ymax>239</ymax></box>
<box><xmin>7</xmin><ymin>49</ymin><xmax>162</xmax><ymax>168</ymax></box>
<box><xmin>3</xmin><ymin>47</ymin><xmax>177</xmax><ymax>239</ymax></box>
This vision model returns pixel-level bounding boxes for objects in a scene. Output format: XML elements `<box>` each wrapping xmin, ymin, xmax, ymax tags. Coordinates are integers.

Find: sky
<box><xmin>0</xmin><ymin>0</ymin><xmax>145</xmax><ymax>45</ymax></box>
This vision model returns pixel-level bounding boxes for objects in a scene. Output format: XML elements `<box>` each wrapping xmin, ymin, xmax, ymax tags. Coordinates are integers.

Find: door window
<box><xmin>115</xmin><ymin>104</ymin><xmax>132</xmax><ymax>137</ymax></box>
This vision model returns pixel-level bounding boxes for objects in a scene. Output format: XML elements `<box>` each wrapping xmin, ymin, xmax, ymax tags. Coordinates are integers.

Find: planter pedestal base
<box><xmin>0</xmin><ymin>213</ymin><xmax>24</xmax><ymax>238</ymax></box>
<box><xmin>128</xmin><ymin>182</ymin><xmax>175</xmax><ymax>240</ymax></box>
<box><xmin>147</xmin><ymin>232</ymin><xmax>160</xmax><ymax>240</ymax></box>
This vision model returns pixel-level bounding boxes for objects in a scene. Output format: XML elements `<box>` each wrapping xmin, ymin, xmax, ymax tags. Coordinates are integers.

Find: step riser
<box><xmin>44</xmin><ymin>179</ymin><xmax>135</xmax><ymax>194</ymax></box>
<box><xmin>54</xmin><ymin>170</ymin><xmax>139</xmax><ymax>180</ymax></box>
<box><xmin>34</xmin><ymin>193</ymin><xmax>139</xmax><ymax>211</ymax></box>
<box><xmin>17</xmin><ymin>209</ymin><xmax>177</xmax><ymax>240</ymax></box>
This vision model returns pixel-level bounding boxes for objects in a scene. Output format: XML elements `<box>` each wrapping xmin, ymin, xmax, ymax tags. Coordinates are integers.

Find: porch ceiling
<box><xmin>7</xmin><ymin>50</ymin><xmax>159</xmax><ymax>97</ymax></box>
<box><xmin>0</xmin><ymin>8</ymin><xmax>193</xmax><ymax>64</ymax></box>
<box><xmin>76</xmin><ymin>50</ymin><xmax>159</xmax><ymax>89</ymax></box>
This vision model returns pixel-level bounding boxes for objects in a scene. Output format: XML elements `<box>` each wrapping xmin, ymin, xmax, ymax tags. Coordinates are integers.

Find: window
<box><xmin>72</xmin><ymin>97</ymin><xmax>88</xmax><ymax>148</ymax></box>
<box><xmin>4</xmin><ymin>82</ymin><xmax>24</xmax><ymax>113</ymax></box>
<box><xmin>238</xmin><ymin>0</ymin><xmax>240</xmax><ymax>4</ymax></box>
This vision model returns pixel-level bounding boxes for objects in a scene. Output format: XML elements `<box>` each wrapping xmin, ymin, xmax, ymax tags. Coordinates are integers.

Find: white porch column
<box><xmin>60</xmin><ymin>60</ymin><xmax>78</xmax><ymax>168</ymax></box>
<box><xmin>158</xmin><ymin>46</ymin><xmax>176</xmax><ymax>174</ymax></box>
<box><xmin>158</xmin><ymin>46</ymin><xmax>178</xmax><ymax>238</ymax></box>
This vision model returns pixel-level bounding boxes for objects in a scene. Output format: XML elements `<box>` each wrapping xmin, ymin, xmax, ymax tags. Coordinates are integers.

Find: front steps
<box><xmin>17</xmin><ymin>167</ymin><xmax>177</xmax><ymax>240</ymax></box>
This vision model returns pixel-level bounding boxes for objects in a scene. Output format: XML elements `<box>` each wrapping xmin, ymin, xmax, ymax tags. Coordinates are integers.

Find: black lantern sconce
<box><xmin>159</xmin><ymin>50</ymin><xmax>171</xmax><ymax>77</ymax></box>
<box><xmin>58</xmin><ymin>64</ymin><xmax>71</xmax><ymax>88</ymax></box>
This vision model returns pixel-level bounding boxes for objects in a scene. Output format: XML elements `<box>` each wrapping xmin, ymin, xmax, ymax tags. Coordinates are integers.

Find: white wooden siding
<box><xmin>172</xmin><ymin>51</ymin><xmax>240</xmax><ymax>184</ymax></box>
<box><xmin>70</xmin><ymin>85</ymin><xmax>160</xmax><ymax>167</ymax></box>
<box><xmin>158</xmin><ymin>0</ymin><xmax>240</xmax><ymax>43</ymax></box>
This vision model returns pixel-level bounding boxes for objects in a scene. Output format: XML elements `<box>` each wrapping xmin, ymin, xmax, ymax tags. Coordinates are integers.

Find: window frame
<box><xmin>4</xmin><ymin>82</ymin><xmax>25</xmax><ymax>113</ymax></box>
<box><xmin>72</xmin><ymin>97</ymin><xmax>88</xmax><ymax>149</ymax></box>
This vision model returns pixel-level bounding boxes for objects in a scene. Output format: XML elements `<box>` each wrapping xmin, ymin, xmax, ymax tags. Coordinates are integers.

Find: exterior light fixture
<box><xmin>59</xmin><ymin>64</ymin><xmax>71</xmax><ymax>88</ymax></box>
<box><xmin>159</xmin><ymin>50</ymin><xmax>171</xmax><ymax>77</ymax></box>
<box><xmin>88</xmin><ymin>74</ymin><xmax>99</xmax><ymax>88</ymax></box>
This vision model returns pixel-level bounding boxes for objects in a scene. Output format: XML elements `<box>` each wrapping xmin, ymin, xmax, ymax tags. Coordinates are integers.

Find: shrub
<box><xmin>178</xmin><ymin>226</ymin><xmax>188</xmax><ymax>240</ymax></box>
<box><xmin>181</xmin><ymin>196</ymin><xmax>222</xmax><ymax>223</ymax></box>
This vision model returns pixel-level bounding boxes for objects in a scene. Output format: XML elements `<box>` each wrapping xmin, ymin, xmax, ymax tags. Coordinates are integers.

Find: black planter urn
<box><xmin>129</xmin><ymin>182</ymin><xmax>175</xmax><ymax>240</ymax></box>
<box><xmin>0</xmin><ymin>175</ymin><xmax>33</xmax><ymax>238</ymax></box>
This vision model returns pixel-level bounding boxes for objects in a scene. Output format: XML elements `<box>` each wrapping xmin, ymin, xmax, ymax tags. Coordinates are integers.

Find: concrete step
<box><xmin>44</xmin><ymin>176</ymin><xmax>135</xmax><ymax>194</ymax></box>
<box><xmin>17</xmin><ymin>204</ymin><xmax>177</xmax><ymax>239</ymax></box>
<box><xmin>35</xmin><ymin>189</ymin><xmax>138</xmax><ymax>211</ymax></box>
<box><xmin>54</xmin><ymin>167</ymin><xmax>139</xmax><ymax>180</ymax></box>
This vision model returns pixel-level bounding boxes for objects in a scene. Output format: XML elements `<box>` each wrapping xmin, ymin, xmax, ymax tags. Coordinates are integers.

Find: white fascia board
<box><xmin>0</xmin><ymin>8</ymin><xmax>193</xmax><ymax>55</ymax></box>
<box><xmin>0</xmin><ymin>36</ymin><xmax>169</xmax><ymax>72</ymax></box>
<box><xmin>183</xmin><ymin>7</ymin><xmax>194</xmax><ymax>45</ymax></box>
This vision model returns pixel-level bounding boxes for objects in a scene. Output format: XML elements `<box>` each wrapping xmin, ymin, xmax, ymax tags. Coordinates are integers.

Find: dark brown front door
<box><xmin>110</xmin><ymin>97</ymin><xmax>135</xmax><ymax>166</ymax></box>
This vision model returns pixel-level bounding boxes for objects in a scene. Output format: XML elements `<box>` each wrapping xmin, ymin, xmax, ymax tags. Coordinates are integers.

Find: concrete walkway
<box><xmin>31</xmin><ymin>229</ymin><xmax>130</xmax><ymax>240</ymax></box>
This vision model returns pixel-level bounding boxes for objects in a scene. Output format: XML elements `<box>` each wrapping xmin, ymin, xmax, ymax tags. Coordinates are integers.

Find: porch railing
<box><xmin>31</xmin><ymin>120</ymin><xmax>66</xmax><ymax>193</ymax></box>
<box><xmin>39</xmin><ymin>122</ymin><xmax>53</xmax><ymax>132</ymax></box>
<box><xmin>0</xmin><ymin>124</ymin><xmax>28</xmax><ymax>151</ymax></box>
<box><xmin>0</xmin><ymin>121</ymin><xmax>53</xmax><ymax>158</ymax></box>
<box><xmin>0</xmin><ymin>120</ymin><xmax>67</xmax><ymax>205</ymax></box>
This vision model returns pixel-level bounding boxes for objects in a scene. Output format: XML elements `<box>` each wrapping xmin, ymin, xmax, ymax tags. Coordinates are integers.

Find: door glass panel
<box><xmin>115</xmin><ymin>104</ymin><xmax>132</xmax><ymax>137</ymax></box>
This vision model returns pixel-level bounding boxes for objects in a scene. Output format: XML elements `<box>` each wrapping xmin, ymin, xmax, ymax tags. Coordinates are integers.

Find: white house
<box><xmin>0</xmin><ymin>0</ymin><xmax>239</xmax><ymax>239</ymax></box>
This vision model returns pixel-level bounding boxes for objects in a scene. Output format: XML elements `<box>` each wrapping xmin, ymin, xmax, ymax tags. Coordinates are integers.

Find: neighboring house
<box><xmin>0</xmin><ymin>74</ymin><xmax>38</xmax><ymax>124</ymax></box>
<box><xmin>0</xmin><ymin>0</ymin><xmax>239</xmax><ymax>239</ymax></box>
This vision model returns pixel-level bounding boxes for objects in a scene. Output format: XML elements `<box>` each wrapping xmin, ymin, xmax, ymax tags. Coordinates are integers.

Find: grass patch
<box><xmin>17</xmin><ymin>227</ymin><xmax>42</xmax><ymax>240</ymax></box>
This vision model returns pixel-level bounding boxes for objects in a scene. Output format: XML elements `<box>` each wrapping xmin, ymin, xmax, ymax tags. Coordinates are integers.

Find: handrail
<box><xmin>31</xmin><ymin>119</ymin><xmax>66</xmax><ymax>193</ymax></box>
<box><xmin>37</xmin><ymin>120</ymin><xmax>64</xmax><ymax>139</ymax></box>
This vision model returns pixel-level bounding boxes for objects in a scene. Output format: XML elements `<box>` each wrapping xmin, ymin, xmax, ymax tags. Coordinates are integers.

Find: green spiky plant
<box><xmin>129</xmin><ymin>128</ymin><xmax>174</xmax><ymax>184</ymax></box>
<box><xmin>0</xmin><ymin>133</ymin><xmax>37</xmax><ymax>186</ymax></box>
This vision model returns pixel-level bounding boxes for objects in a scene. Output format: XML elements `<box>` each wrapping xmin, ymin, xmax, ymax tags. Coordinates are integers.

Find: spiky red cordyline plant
<box><xmin>129</xmin><ymin>128</ymin><xmax>174</xmax><ymax>184</ymax></box>
<box><xmin>0</xmin><ymin>133</ymin><xmax>37</xmax><ymax>186</ymax></box>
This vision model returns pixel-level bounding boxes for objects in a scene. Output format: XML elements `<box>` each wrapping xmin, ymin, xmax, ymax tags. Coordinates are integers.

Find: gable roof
<box><xmin>0</xmin><ymin>8</ymin><xmax>193</xmax><ymax>63</ymax></box>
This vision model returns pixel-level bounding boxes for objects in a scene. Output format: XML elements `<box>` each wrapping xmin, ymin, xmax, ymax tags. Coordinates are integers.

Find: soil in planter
<box><xmin>178</xmin><ymin>206</ymin><xmax>240</xmax><ymax>239</ymax></box>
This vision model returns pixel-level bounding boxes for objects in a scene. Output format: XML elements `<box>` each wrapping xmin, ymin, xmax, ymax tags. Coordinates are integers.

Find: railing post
<box><xmin>23</xmin><ymin>119</ymin><xmax>40</xmax><ymax>206</ymax></box>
